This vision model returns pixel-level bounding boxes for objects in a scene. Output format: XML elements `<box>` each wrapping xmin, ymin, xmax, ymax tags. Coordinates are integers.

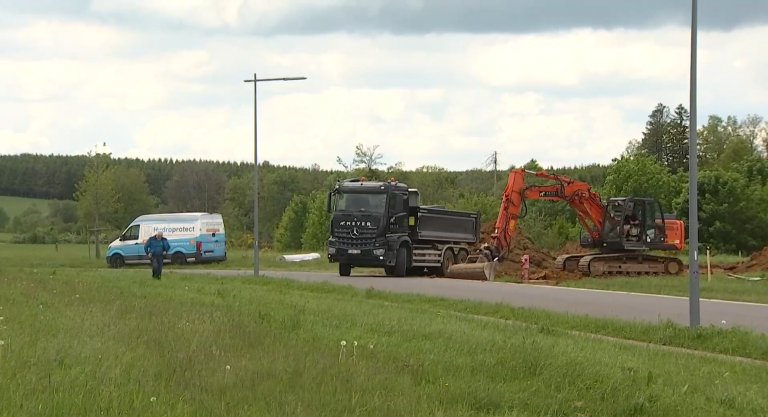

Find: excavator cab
<box><xmin>600</xmin><ymin>197</ymin><xmax>673</xmax><ymax>251</ymax></box>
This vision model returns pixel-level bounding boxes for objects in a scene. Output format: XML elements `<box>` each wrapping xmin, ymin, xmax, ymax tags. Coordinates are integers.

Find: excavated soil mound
<box><xmin>474</xmin><ymin>221</ymin><xmax>580</xmax><ymax>281</ymax></box>
<box><xmin>723</xmin><ymin>246</ymin><xmax>768</xmax><ymax>273</ymax></box>
<box><xmin>556</xmin><ymin>241</ymin><xmax>591</xmax><ymax>256</ymax></box>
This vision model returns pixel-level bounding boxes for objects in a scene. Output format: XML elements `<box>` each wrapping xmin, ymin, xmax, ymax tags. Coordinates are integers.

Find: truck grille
<box><xmin>333</xmin><ymin>227</ymin><xmax>377</xmax><ymax>247</ymax></box>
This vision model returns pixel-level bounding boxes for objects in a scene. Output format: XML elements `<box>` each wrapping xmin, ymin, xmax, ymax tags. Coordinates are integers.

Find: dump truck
<box><xmin>325</xmin><ymin>177</ymin><xmax>481</xmax><ymax>277</ymax></box>
<box><xmin>446</xmin><ymin>168</ymin><xmax>686</xmax><ymax>281</ymax></box>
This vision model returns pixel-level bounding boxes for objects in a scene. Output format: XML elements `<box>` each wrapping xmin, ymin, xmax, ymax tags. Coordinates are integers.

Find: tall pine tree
<box><xmin>639</xmin><ymin>103</ymin><xmax>671</xmax><ymax>166</ymax></box>
<box><xmin>665</xmin><ymin>104</ymin><xmax>690</xmax><ymax>174</ymax></box>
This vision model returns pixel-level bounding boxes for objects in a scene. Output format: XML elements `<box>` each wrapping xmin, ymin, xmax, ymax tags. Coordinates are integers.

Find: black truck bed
<box><xmin>414</xmin><ymin>206</ymin><xmax>480</xmax><ymax>243</ymax></box>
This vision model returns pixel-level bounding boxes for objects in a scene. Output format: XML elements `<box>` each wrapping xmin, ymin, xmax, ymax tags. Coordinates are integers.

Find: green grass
<box><xmin>561</xmin><ymin>273</ymin><xmax>768</xmax><ymax>304</ymax></box>
<box><xmin>0</xmin><ymin>195</ymin><xmax>52</xmax><ymax>219</ymax></box>
<box><xmin>0</xmin><ymin>242</ymin><xmax>379</xmax><ymax>274</ymax></box>
<box><xmin>0</xmin><ymin>233</ymin><xmax>12</xmax><ymax>243</ymax></box>
<box><xmin>1</xmin><ymin>268</ymin><xmax>768</xmax><ymax>416</ymax></box>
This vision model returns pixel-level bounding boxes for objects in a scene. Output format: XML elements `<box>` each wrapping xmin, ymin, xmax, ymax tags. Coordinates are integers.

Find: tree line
<box><xmin>0</xmin><ymin>104</ymin><xmax>767</xmax><ymax>255</ymax></box>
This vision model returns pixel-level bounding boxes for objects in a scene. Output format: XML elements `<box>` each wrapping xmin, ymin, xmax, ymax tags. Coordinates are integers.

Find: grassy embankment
<box><xmin>1</xmin><ymin>266</ymin><xmax>768</xmax><ymax>416</ymax></box>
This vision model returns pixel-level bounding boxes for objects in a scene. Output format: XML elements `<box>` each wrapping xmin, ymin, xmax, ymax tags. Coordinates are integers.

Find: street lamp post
<box><xmin>688</xmin><ymin>0</ymin><xmax>701</xmax><ymax>328</ymax></box>
<box><xmin>243</xmin><ymin>74</ymin><xmax>307</xmax><ymax>277</ymax></box>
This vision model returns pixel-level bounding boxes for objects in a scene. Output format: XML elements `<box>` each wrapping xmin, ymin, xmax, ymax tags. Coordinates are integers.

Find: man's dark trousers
<box><xmin>151</xmin><ymin>255</ymin><xmax>164</xmax><ymax>279</ymax></box>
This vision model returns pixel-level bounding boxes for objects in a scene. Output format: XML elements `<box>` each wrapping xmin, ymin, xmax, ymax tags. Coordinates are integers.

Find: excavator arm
<box><xmin>488</xmin><ymin>168</ymin><xmax>608</xmax><ymax>261</ymax></box>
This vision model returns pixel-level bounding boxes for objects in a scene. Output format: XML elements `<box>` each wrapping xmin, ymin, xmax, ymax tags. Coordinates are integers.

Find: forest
<box><xmin>0</xmin><ymin>102</ymin><xmax>767</xmax><ymax>256</ymax></box>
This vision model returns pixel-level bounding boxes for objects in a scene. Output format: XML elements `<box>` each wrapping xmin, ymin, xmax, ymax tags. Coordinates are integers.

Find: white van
<box><xmin>105</xmin><ymin>212</ymin><xmax>227</xmax><ymax>268</ymax></box>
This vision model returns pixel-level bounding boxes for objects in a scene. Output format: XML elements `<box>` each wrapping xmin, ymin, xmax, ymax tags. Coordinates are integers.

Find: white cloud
<box><xmin>1</xmin><ymin>15</ymin><xmax>767</xmax><ymax>171</ymax></box>
<box><xmin>468</xmin><ymin>27</ymin><xmax>691</xmax><ymax>87</ymax></box>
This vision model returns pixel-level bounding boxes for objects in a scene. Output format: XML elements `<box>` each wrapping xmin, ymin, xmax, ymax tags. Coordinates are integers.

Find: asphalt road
<box><xmin>178</xmin><ymin>269</ymin><xmax>768</xmax><ymax>334</ymax></box>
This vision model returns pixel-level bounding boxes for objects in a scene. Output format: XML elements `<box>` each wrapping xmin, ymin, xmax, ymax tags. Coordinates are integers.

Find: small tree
<box><xmin>74</xmin><ymin>155</ymin><xmax>118</xmax><ymax>258</ymax></box>
<box><xmin>301</xmin><ymin>191</ymin><xmax>332</xmax><ymax>251</ymax></box>
<box><xmin>273</xmin><ymin>195</ymin><xmax>309</xmax><ymax>252</ymax></box>
<box><xmin>0</xmin><ymin>207</ymin><xmax>9</xmax><ymax>231</ymax></box>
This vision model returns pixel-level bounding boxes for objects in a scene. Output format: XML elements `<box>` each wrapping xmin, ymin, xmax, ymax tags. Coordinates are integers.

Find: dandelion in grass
<box><xmin>150</xmin><ymin>397</ymin><xmax>157</xmax><ymax>402</ymax></box>
<box><xmin>339</xmin><ymin>340</ymin><xmax>346</xmax><ymax>362</ymax></box>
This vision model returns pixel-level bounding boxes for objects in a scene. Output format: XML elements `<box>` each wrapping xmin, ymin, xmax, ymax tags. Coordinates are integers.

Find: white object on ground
<box><xmin>276</xmin><ymin>253</ymin><xmax>321</xmax><ymax>262</ymax></box>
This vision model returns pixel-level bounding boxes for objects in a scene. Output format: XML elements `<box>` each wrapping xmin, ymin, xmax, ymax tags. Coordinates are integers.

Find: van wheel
<box><xmin>171</xmin><ymin>252</ymin><xmax>187</xmax><ymax>265</ymax></box>
<box><xmin>339</xmin><ymin>263</ymin><xmax>352</xmax><ymax>276</ymax></box>
<box><xmin>393</xmin><ymin>245</ymin><xmax>408</xmax><ymax>277</ymax></box>
<box><xmin>110</xmin><ymin>255</ymin><xmax>125</xmax><ymax>269</ymax></box>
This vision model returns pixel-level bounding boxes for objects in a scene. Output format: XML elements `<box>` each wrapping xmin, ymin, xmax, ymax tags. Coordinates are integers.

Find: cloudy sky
<box><xmin>0</xmin><ymin>0</ymin><xmax>766</xmax><ymax>170</ymax></box>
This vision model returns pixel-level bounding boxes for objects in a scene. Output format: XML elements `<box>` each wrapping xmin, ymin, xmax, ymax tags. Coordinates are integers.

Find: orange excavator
<box><xmin>445</xmin><ymin>168</ymin><xmax>686</xmax><ymax>280</ymax></box>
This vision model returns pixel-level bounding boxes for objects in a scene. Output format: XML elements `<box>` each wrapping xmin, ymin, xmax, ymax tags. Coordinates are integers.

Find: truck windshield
<box><xmin>334</xmin><ymin>192</ymin><xmax>387</xmax><ymax>213</ymax></box>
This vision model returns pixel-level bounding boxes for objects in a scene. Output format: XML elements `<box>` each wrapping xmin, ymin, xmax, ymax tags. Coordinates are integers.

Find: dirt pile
<box><xmin>475</xmin><ymin>221</ymin><xmax>580</xmax><ymax>281</ymax></box>
<box><xmin>723</xmin><ymin>246</ymin><xmax>768</xmax><ymax>273</ymax></box>
<box><xmin>556</xmin><ymin>241</ymin><xmax>591</xmax><ymax>256</ymax></box>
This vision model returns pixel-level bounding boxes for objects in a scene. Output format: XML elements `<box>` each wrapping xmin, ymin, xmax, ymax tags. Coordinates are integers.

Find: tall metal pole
<box><xmin>244</xmin><ymin>74</ymin><xmax>307</xmax><ymax>277</ymax></box>
<box><xmin>688</xmin><ymin>0</ymin><xmax>700</xmax><ymax>328</ymax></box>
<box><xmin>253</xmin><ymin>73</ymin><xmax>259</xmax><ymax>277</ymax></box>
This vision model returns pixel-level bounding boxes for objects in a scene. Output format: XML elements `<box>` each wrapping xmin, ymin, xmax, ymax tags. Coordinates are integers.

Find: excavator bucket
<box><xmin>445</xmin><ymin>257</ymin><xmax>498</xmax><ymax>281</ymax></box>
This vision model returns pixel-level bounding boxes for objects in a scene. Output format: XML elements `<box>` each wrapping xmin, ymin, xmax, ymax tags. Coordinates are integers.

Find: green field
<box><xmin>0</xmin><ymin>195</ymin><xmax>52</xmax><ymax>219</ymax></box>
<box><xmin>0</xmin><ymin>242</ymin><xmax>379</xmax><ymax>273</ymax></box>
<box><xmin>1</xmin><ymin>267</ymin><xmax>767</xmax><ymax>416</ymax></box>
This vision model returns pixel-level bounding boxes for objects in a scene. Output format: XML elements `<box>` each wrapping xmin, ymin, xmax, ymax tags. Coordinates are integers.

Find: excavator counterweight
<box><xmin>445</xmin><ymin>168</ymin><xmax>685</xmax><ymax>281</ymax></box>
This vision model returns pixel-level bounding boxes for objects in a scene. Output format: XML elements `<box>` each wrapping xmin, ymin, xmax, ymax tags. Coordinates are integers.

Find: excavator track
<box><xmin>576</xmin><ymin>253</ymin><xmax>684</xmax><ymax>277</ymax></box>
<box><xmin>554</xmin><ymin>253</ymin><xmax>594</xmax><ymax>273</ymax></box>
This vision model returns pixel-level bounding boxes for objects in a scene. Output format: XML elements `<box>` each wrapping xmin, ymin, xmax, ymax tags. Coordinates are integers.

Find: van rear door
<box><xmin>200</xmin><ymin>218</ymin><xmax>225</xmax><ymax>259</ymax></box>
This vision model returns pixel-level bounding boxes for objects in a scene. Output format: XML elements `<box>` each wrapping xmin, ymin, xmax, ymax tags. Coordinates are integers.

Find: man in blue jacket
<box><xmin>144</xmin><ymin>231</ymin><xmax>170</xmax><ymax>279</ymax></box>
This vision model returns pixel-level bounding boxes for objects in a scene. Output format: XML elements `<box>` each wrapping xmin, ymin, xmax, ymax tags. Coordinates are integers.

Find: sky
<box><xmin>0</xmin><ymin>0</ymin><xmax>767</xmax><ymax>171</ymax></box>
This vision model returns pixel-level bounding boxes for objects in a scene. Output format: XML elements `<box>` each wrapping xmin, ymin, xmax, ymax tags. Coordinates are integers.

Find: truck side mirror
<box><xmin>325</xmin><ymin>192</ymin><xmax>332</xmax><ymax>213</ymax></box>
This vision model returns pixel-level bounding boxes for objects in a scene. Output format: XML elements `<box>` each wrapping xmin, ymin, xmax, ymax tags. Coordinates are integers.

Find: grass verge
<box><xmin>1</xmin><ymin>268</ymin><xmax>767</xmax><ymax>416</ymax></box>
<box><xmin>560</xmin><ymin>273</ymin><xmax>768</xmax><ymax>304</ymax></box>
<box><xmin>0</xmin><ymin>242</ymin><xmax>378</xmax><ymax>273</ymax></box>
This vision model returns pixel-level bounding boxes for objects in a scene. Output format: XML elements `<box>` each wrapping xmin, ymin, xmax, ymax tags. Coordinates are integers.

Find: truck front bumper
<box><xmin>327</xmin><ymin>240</ymin><xmax>390</xmax><ymax>267</ymax></box>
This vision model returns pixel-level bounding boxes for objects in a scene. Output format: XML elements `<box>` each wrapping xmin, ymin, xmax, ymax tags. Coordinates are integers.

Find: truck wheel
<box><xmin>456</xmin><ymin>248</ymin><xmax>469</xmax><ymax>264</ymax></box>
<box><xmin>171</xmin><ymin>252</ymin><xmax>187</xmax><ymax>265</ymax></box>
<box><xmin>384</xmin><ymin>265</ymin><xmax>395</xmax><ymax>276</ymax></box>
<box><xmin>339</xmin><ymin>263</ymin><xmax>352</xmax><ymax>276</ymax></box>
<box><xmin>440</xmin><ymin>249</ymin><xmax>455</xmax><ymax>277</ymax></box>
<box><xmin>393</xmin><ymin>245</ymin><xmax>408</xmax><ymax>277</ymax></box>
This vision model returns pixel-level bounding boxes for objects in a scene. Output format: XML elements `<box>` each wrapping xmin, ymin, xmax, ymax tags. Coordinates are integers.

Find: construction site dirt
<box><xmin>722</xmin><ymin>246</ymin><xmax>768</xmax><ymax>273</ymax></box>
<box><xmin>454</xmin><ymin>222</ymin><xmax>767</xmax><ymax>283</ymax></box>
<box><xmin>475</xmin><ymin>221</ymin><xmax>582</xmax><ymax>283</ymax></box>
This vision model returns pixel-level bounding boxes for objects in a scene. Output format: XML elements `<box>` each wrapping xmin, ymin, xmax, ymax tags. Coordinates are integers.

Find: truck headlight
<box><xmin>373</xmin><ymin>249</ymin><xmax>385</xmax><ymax>256</ymax></box>
<box><xmin>328</xmin><ymin>247</ymin><xmax>337</xmax><ymax>254</ymax></box>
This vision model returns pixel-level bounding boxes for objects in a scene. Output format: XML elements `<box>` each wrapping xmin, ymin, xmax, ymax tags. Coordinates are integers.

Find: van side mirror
<box><xmin>325</xmin><ymin>192</ymin><xmax>332</xmax><ymax>213</ymax></box>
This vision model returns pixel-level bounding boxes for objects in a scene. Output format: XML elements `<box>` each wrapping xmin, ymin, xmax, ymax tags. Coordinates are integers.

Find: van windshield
<box><xmin>334</xmin><ymin>192</ymin><xmax>387</xmax><ymax>213</ymax></box>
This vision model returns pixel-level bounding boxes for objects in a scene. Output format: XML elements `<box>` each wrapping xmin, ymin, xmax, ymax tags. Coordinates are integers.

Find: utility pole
<box><xmin>483</xmin><ymin>151</ymin><xmax>499</xmax><ymax>188</ymax></box>
<box><xmin>244</xmin><ymin>74</ymin><xmax>307</xmax><ymax>277</ymax></box>
<box><xmin>688</xmin><ymin>0</ymin><xmax>701</xmax><ymax>329</ymax></box>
